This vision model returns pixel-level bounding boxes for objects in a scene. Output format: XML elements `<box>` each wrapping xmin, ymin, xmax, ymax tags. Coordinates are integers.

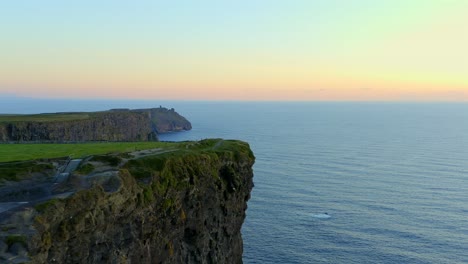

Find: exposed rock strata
<box><xmin>138</xmin><ymin>108</ymin><xmax>192</xmax><ymax>133</ymax></box>
<box><xmin>3</xmin><ymin>112</ymin><xmax>155</xmax><ymax>143</ymax></box>
<box><xmin>0</xmin><ymin>107</ymin><xmax>192</xmax><ymax>143</ymax></box>
<box><xmin>0</xmin><ymin>139</ymin><xmax>254</xmax><ymax>264</ymax></box>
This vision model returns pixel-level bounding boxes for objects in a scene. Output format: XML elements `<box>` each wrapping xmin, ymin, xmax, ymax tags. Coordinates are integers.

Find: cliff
<box><xmin>0</xmin><ymin>139</ymin><xmax>254</xmax><ymax>263</ymax></box>
<box><xmin>134</xmin><ymin>108</ymin><xmax>192</xmax><ymax>133</ymax></box>
<box><xmin>0</xmin><ymin>107</ymin><xmax>192</xmax><ymax>143</ymax></box>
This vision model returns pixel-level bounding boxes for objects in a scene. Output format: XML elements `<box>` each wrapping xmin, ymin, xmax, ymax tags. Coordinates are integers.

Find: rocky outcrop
<box><xmin>135</xmin><ymin>108</ymin><xmax>192</xmax><ymax>133</ymax></box>
<box><xmin>0</xmin><ymin>139</ymin><xmax>254</xmax><ymax>263</ymax></box>
<box><xmin>0</xmin><ymin>107</ymin><xmax>192</xmax><ymax>143</ymax></box>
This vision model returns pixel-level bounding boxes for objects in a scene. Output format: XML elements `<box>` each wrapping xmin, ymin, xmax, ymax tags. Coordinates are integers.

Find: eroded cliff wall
<box><xmin>0</xmin><ymin>107</ymin><xmax>192</xmax><ymax>143</ymax></box>
<box><xmin>138</xmin><ymin>108</ymin><xmax>192</xmax><ymax>133</ymax></box>
<box><xmin>1</xmin><ymin>111</ymin><xmax>155</xmax><ymax>142</ymax></box>
<box><xmin>26</xmin><ymin>139</ymin><xmax>254</xmax><ymax>263</ymax></box>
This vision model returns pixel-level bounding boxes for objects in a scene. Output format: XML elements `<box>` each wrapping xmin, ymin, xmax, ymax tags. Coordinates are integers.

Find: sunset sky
<box><xmin>1</xmin><ymin>1</ymin><xmax>467</xmax><ymax>101</ymax></box>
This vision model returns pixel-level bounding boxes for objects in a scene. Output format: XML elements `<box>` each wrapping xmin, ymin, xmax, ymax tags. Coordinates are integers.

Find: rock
<box><xmin>0</xmin><ymin>252</ymin><xmax>15</xmax><ymax>262</ymax></box>
<box><xmin>9</xmin><ymin>242</ymin><xmax>27</xmax><ymax>256</ymax></box>
<box><xmin>135</xmin><ymin>107</ymin><xmax>192</xmax><ymax>133</ymax></box>
<box><xmin>0</xmin><ymin>240</ymin><xmax>7</xmax><ymax>253</ymax></box>
<box><xmin>1</xmin><ymin>139</ymin><xmax>254</xmax><ymax>263</ymax></box>
<box><xmin>0</xmin><ymin>107</ymin><xmax>192</xmax><ymax>143</ymax></box>
<box><xmin>0</xmin><ymin>111</ymin><xmax>155</xmax><ymax>142</ymax></box>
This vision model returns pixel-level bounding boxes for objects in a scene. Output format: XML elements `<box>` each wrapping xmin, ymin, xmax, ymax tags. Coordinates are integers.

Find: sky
<box><xmin>1</xmin><ymin>0</ymin><xmax>467</xmax><ymax>101</ymax></box>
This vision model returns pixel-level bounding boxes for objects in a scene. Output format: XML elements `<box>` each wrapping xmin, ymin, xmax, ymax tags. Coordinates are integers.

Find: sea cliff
<box><xmin>0</xmin><ymin>139</ymin><xmax>254</xmax><ymax>263</ymax></box>
<box><xmin>0</xmin><ymin>107</ymin><xmax>192</xmax><ymax>143</ymax></box>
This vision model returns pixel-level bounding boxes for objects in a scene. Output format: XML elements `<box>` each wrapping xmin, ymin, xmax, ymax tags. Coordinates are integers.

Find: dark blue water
<box><xmin>2</xmin><ymin>99</ymin><xmax>468</xmax><ymax>263</ymax></box>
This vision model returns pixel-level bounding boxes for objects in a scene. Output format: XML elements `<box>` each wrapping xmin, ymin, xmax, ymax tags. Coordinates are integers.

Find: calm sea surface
<box><xmin>2</xmin><ymin>99</ymin><xmax>468</xmax><ymax>263</ymax></box>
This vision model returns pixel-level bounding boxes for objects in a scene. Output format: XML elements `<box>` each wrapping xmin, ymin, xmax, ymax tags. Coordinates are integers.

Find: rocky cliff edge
<box><xmin>0</xmin><ymin>139</ymin><xmax>254</xmax><ymax>264</ymax></box>
<box><xmin>0</xmin><ymin>107</ymin><xmax>192</xmax><ymax>143</ymax></box>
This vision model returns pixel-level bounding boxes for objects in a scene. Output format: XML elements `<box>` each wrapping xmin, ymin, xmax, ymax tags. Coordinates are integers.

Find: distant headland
<box><xmin>0</xmin><ymin>107</ymin><xmax>192</xmax><ymax>143</ymax></box>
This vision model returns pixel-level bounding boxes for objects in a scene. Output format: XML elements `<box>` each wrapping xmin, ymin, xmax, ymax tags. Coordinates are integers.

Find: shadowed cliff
<box><xmin>0</xmin><ymin>139</ymin><xmax>254</xmax><ymax>264</ymax></box>
<box><xmin>134</xmin><ymin>107</ymin><xmax>192</xmax><ymax>133</ymax></box>
<box><xmin>0</xmin><ymin>107</ymin><xmax>191</xmax><ymax>143</ymax></box>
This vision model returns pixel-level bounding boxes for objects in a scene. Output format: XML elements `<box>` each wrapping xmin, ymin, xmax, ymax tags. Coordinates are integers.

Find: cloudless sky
<box><xmin>1</xmin><ymin>1</ymin><xmax>467</xmax><ymax>101</ymax></box>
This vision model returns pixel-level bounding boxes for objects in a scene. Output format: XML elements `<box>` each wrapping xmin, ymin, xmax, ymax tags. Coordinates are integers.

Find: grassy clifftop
<box><xmin>0</xmin><ymin>138</ymin><xmax>255</xmax><ymax>263</ymax></box>
<box><xmin>0</xmin><ymin>107</ymin><xmax>192</xmax><ymax>143</ymax></box>
<box><xmin>0</xmin><ymin>113</ymin><xmax>90</xmax><ymax>123</ymax></box>
<box><xmin>0</xmin><ymin>142</ymin><xmax>173</xmax><ymax>163</ymax></box>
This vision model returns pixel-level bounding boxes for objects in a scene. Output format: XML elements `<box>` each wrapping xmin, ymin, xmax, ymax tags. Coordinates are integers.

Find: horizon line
<box><xmin>1</xmin><ymin>95</ymin><xmax>468</xmax><ymax>104</ymax></box>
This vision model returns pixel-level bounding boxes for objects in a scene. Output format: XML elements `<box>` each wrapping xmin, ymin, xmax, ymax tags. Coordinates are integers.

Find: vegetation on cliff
<box><xmin>0</xmin><ymin>161</ymin><xmax>55</xmax><ymax>181</ymax></box>
<box><xmin>0</xmin><ymin>139</ymin><xmax>254</xmax><ymax>263</ymax></box>
<box><xmin>0</xmin><ymin>113</ymin><xmax>90</xmax><ymax>123</ymax></box>
<box><xmin>0</xmin><ymin>107</ymin><xmax>191</xmax><ymax>143</ymax></box>
<box><xmin>0</xmin><ymin>141</ymin><xmax>173</xmax><ymax>163</ymax></box>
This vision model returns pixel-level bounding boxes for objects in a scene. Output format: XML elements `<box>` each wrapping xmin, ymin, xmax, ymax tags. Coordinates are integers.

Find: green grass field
<box><xmin>0</xmin><ymin>113</ymin><xmax>90</xmax><ymax>122</ymax></box>
<box><xmin>0</xmin><ymin>142</ymin><xmax>175</xmax><ymax>162</ymax></box>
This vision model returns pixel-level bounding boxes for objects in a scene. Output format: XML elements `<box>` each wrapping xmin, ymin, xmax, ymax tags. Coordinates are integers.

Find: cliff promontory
<box><xmin>0</xmin><ymin>107</ymin><xmax>191</xmax><ymax>143</ymax></box>
<box><xmin>0</xmin><ymin>139</ymin><xmax>254</xmax><ymax>263</ymax></box>
<box><xmin>136</xmin><ymin>107</ymin><xmax>192</xmax><ymax>133</ymax></box>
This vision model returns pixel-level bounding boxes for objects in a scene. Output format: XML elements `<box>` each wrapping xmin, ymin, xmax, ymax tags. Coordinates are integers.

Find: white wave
<box><xmin>311</xmin><ymin>213</ymin><xmax>331</xmax><ymax>219</ymax></box>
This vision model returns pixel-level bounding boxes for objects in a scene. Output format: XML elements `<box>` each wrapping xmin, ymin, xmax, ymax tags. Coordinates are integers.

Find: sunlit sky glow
<box><xmin>1</xmin><ymin>1</ymin><xmax>467</xmax><ymax>101</ymax></box>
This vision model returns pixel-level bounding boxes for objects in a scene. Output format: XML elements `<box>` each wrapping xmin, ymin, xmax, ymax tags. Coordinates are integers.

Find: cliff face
<box><xmin>0</xmin><ymin>107</ymin><xmax>192</xmax><ymax>143</ymax></box>
<box><xmin>135</xmin><ymin>108</ymin><xmax>192</xmax><ymax>133</ymax></box>
<box><xmin>1</xmin><ymin>112</ymin><xmax>156</xmax><ymax>143</ymax></box>
<box><xmin>2</xmin><ymin>139</ymin><xmax>254</xmax><ymax>263</ymax></box>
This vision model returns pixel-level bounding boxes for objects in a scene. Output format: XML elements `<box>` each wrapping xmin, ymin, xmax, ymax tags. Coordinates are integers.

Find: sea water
<box><xmin>3</xmin><ymin>99</ymin><xmax>468</xmax><ymax>263</ymax></box>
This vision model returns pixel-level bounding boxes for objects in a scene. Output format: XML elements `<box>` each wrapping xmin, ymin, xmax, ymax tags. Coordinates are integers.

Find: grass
<box><xmin>0</xmin><ymin>111</ymin><xmax>139</xmax><ymax>123</ymax></box>
<box><xmin>0</xmin><ymin>139</ymin><xmax>253</xmax><ymax>184</ymax></box>
<box><xmin>5</xmin><ymin>235</ymin><xmax>27</xmax><ymax>247</ymax></box>
<box><xmin>0</xmin><ymin>110</ymin><xmax>152</xmax><ymax>123</ymax></box>
<box><xmin>34</xmin><ymin>198</ymin><xmax>60</xmax><ymax>213</ymax></box>
<box><xmin>0</xmin><ymin>161</ymin><xmax>54</xmax><ymax>181</ymax></box>
<box><xmin>90</xmin><ymin>155</ymin><xmax>122</xmax><ymax>166</ymax></box>
<box><xmin>0</xmin><ymin>113</ymin><xmax>90</xmax><ymax>122</ymax></box>
<box><xmin>75</xmin><ymin>163</ymin><xmax>95</xmax><ymax>175</ymax></box>
<box><xmin>0</xmin><ymin>142</ymin><xmax>175</xmax><ymax>162</ymax></box>
<box><xmin>124</xmin><ymin>139</ymin><xmax>254</xmax><ymax>196</ymax></box>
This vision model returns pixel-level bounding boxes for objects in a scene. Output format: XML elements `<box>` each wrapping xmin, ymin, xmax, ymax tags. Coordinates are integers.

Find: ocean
<box><xmin>3</xmin><ymin>99</ymin><xmax>468</xmax><ymax>263</ymax></box>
